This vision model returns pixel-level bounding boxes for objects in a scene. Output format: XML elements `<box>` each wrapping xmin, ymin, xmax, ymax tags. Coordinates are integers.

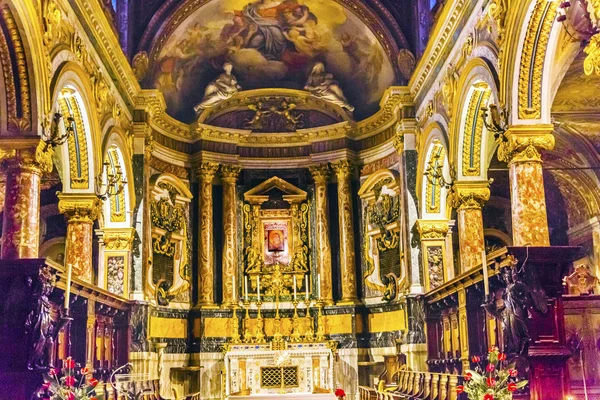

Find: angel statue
<box><xmin>483</xmin><ymin>263</ymin><xmax>548</xmax><ymax>355</ymax></box>
<box><xmin>194</xmin><ymin>63</ymin><xmax>242</xmax><ymax>114</ymax></box>
<box><xmin>304</xmin><ymin>62</ymin><xmax>355</xmax><ymax>113</ymax></box>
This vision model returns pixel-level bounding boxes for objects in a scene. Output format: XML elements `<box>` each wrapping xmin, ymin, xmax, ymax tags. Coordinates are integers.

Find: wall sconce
<box><xmin>95</xmin><ymin>161</ymin><xmax>126</xmax><ymax>200</ymax></box>
<box><xmin>481</xmin><ymin>104</ymin><xmax>509</xmax><ymax>140</ymax></box>
<box><xmin>41</xmin><ymin>112</ymin><xmax>74</xmax><ymax>150</ymax></box>
<box><xmin>424</xmin><ymin>153</ymin><xmax>453</xmax><ymax>189</ymax></box>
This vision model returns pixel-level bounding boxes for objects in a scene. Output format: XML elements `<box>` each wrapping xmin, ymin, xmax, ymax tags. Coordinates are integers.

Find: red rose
<box><xmin>486</xmin><ymin>377</ymin><xmax>496</xmax><ymax>387</ymax></box>
<box><xmin>48</xmin><ymin>368</ymin><xmax>59</xmax><ymax>376</ymax></box>
<box><xmin>486</xmin><ymin>363</ymin><xmax>495</xmax><ymax>372</ymax></box>
<box><xmin>498</xmin><ymin>353</ymin><xmax>507</xmax><ymax>361</ymax></box>
<box><xmin>65</xmin><ymin>375</ymin><xmax>76</xmax><ymax>387</ymax></box>
<box><xmin>81</xmin><ymin>367</ymin><xmax>89</xmax><ymax>374</ymax></box>
<box><xmin>65</xmin><ymin>357</ymin><xmax>75</xmax><ymax>369</ymax></box>
<box><xmin>41</xmin><ymin>382</ymin><xmax>51</xmax><ymax>390</ymax></box>
<box><xmin>488</xmin><ymin>346</ymin><xmax>498</xmax><ymax>353</ymax></box>
<box><xmin>508</xmin><ymin>382</ymin><xmax>517</xmax><ymax>392</ymax></box>
<box><xmin>67</xmin><ymin>392</ymin><xmax>75</xmax><ymax>400</ymax></box>
<box><xmin>471</xmin><ymin>356</ymin><xmax>481</xmax><ymax>363</ymax></box>
<box><xmin>484</xmin><ymin>394</ymin><xmax>494</xmax><ymax>400</ymax></box>
<box><xmin>509</xmin><ymin>369</ymin><xmax>518</xmax><ymax>377</ymax></box>
<box><xmin>456</xmin><ymin>385</ymin><xmax>464</xmax><ymax>394</ymax></box>
<box><xmin>89</xmin><ymin>378</ymin><xmax>99</xmax><ymax>387</ymax></box>
<box><xmin>464</xmin><ymin>372</ymin><xmax>472</xmax><ymax>381</ymax></box>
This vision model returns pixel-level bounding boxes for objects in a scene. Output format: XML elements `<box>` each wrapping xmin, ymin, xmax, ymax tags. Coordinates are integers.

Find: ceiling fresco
<box><xmin>149</xmin><ymin>0</ymin><xmax>398</xmax><ymax>123</ymax></box>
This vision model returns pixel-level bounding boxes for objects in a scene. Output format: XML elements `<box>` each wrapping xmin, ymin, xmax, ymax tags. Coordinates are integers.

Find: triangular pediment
<box><xmin>244</xmin><ymin>176</ymin><xmax>307</xmax><ymax>204</ymax></box>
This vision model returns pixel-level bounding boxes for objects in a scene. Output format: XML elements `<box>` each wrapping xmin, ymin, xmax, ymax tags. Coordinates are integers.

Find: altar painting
<box><xmin>152</xmin><ymin>0</ymin><xmax>395</xmax><ymax>122</ymax></box>
<box><xmin>263</xmin><ymin>221</ymin><xmax>290</xmax><ymax>265</ymax></box>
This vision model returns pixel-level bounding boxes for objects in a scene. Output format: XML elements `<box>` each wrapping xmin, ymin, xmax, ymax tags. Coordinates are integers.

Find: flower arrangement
<box><xmin>456</xmin><ymin>347</ymin><xmax>527</xmax><ymax>400</ymax></box>
<box><xmin>38</xmin><ymin>357</ymin><xmax>101</xmax><ymax>400</ymax></box>
<box><xmin>335</xmin><ymin>388</ymin><xmax>346</xmax><ymax>399</ymax></box>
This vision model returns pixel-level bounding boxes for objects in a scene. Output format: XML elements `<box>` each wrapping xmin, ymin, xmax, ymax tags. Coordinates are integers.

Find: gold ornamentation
<box><xmin>488</xmin><ymin>0</ymin><xmax>508</xmax><ymax>44</ymax></box>
<box><xmin>197</xmin><ymin>162</ymin><xmax>219</xmax><ymax>305</ymax></box>
<box><xmin>449</xmin><ymin>182</ymin><xmax>490</xmax><ymax>210</ymax></box>
<box><xmin>106</xmin><ymin>148</ymin><xmax>126</xmax><ymax>223</ymax></box>
<box><xmin>58</xmin><ymin>91</ymin><xmax>90</xmax><ymax>189</ymax></box>
<box><xmin>425</xmin><ymin>141</ymin><xmax>447</xmax><ymax>213</ymax></box>
<box><xmin>427</xmin><ymin>246</ymin><xmax>444</xmax><ymax>290</ymax></box>
<box><xmin>222</xmin><ymin>165</ymin><xmax>241</xmax><ymax>305</ymax></box>
<box><xmin>441</xmin><ymin>64</ymin><xmax>458</xmax><ymax>116</ymax></box>
<box><xmin>132</xmin><ymin>51</ymin><xmax>149</xmax><ymax>81</ymax></box>
<box><xmin>462</xmin><ymin>83</ymin><xmax>491</xmax><ymax>176</ymax></box>
<box><xmin>393</xmin><ymin>130</ymin><xmax>404</xmax><ymax>153</ymax></box>
<box><xmin>0</xmin><ymin>6</ymin><xmax>31</xmax><ymax>132</ymax></box>
<box><xmin>58</xmin><ymin>194</ymin><xmax>101</xmax><ymax>223</ymax></box>
<box><xmin>584</xmin><ymin>33</ymin><xmax>600</xmax><ymax>76</ymax></box>
<box><xmin>518</xmin><ymin>0</ymin><xmax>557</xmax><ymax>119</ymax></box>
<box><xmin>0</xmin><ymin>140</ymin><xmax>54</xmax><ymax>174</ymax></box>
<box><xmin>103</xmin><ymin>228</ymin><xmax>135</xmax><ymax>251</ymax></box>
<box><xmin>43</xmin><ymin>0</ymin><xmax>62</xmax><ymax>47</ymax></box>
<box><xmin>309</xmin><ymin>164</ymin><xmax>330</xmax><ymax>184</ymax></box>
<box><xmin>565</xmin><ymin>264</ymin><xmax>599</xmax><ymax>295</ymax></box>
<box><xmin>416</xmin><ymin>220</ymin><xmax>450</xmax><ymax>240</ymax></box>
<box><xmin>496</xmin><ymin>126</ymin><xmax>555</xmax><ymax>164</ymax></box>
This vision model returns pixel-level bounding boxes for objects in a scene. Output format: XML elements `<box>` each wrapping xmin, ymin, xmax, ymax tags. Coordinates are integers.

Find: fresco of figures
<box><xmin>152</xmin><ymin>0</ymin><xmax>396</xmax><ymax>122</ymax></box>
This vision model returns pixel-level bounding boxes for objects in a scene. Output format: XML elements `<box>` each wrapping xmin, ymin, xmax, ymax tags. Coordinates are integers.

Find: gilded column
<box><xmin>0</xmin><ymin>140</ymin><xmax>53</xmax><ymax>259</ymax></box>
<box><xmin>457</xmin><ymin>287</ymin><xmax>470</xmax><ymax>371</ymax></box>
<box><xmin>416</xmin><ymin>220</ymin><xmax>449</xmax><ymax>291</ymax></box>
<box><xmin>196</xmin><ymin>162</ymin><xmax>219</xmax><ymax>307</ymax></box>
<box><xmin>450</xmin><ymin>182</ymin><xmax>489</xmax><ymax>273</ymax></box>
<box><xmin>309</xmin><ymin>164</ymin><xmax>333</xmax><ymax>305</ymax></box>
<box><xmin>498</xmin><ymin>126</ymin><xmax>554</xmax><ymax>246</ymax></box>
<box><xmin>221</xmin><ymin>165</ymin><xmax>242</xmax><ymax>307</ymax></box>
<box><xmin>58</xmin><ymin>194</ymin><xmax>101</xmax><ymax>283</ymax></box>
<box><xmin>331</xmin><ymin>160</ymin><xmax>358</xmax><ymax>304</ymax></box>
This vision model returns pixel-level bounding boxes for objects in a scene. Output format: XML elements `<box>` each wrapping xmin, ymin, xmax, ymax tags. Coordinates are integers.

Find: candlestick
<box><xmin>257</xmin><ymin>275</ymin><xmax>261</xmax><ymax>302</ymax></box>
<box><xmin>482</xmin><ymin>250</ymin><xmax>489</xmax><ymax>296</ymax></box>
<box><xmin>305</xmin><ymin>275</ymin><xmax>309</xmax><ymax>300</ymax></box>
<box><xmin>64</xmin><ymin>263</ymin><xmax>72</xmax><ymax>309</ymax></box>
<box><xmin>293</xmin><ymin>275</ymin><xmax>297</xmax><ymax>301</ymax></box>
<box><xmin>317</xmin><ymin>274</ymin><xmax>321</xmax><ymax>299</ymax></box>
<box><xmin>232</xmin><ymin>275</ymin><xmax>236</xmax><ymax>301</ymax></box>
<box><xmin>244</xmin><ymin>276</ymin><xmax>248</xmax><ymax>302</ymax></box>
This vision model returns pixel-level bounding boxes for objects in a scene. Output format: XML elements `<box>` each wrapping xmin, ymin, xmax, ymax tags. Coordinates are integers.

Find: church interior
<box><xmin>0</xmin><ymin>0</ymin><xmax>600</xmax><ymax>399</ymax></box>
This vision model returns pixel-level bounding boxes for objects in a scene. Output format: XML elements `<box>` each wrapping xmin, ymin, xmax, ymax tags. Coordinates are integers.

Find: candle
<box><xmin>232</xmin><ymin>275</ymin><xmax>236</xmax><ymax>301</ymax></box>
<box><xmin>305</xmin><ymin>275</ymin><xmax>309</xmax><ymax>300</ymax></box>
<box><xmin>293</xmin><ymin>276</ymin><xmax>297</xmax><ymax>301</ymax></box>
<box><xmin>64</xmin><ymin>263</ymin><xmax>72</xmax><ymax>309</ymax></box>
<box><xmin>482</xmin><ymin>250</ymin><xmax>489</xmax><ymax>296</ymax></box>
<box><xmin>244</xmin><ymin>276</ymin><xmax>248</xmax><ymax>302</ymax></box>
<box><xmin>257</xmin><ymin>275</ymin><xmax>261</xmax><ymax>302</ymax></box>
<box><xmin>317</xmin><ymin>274</ymin><xmax>321</xmax><ymax>299</ymax></box>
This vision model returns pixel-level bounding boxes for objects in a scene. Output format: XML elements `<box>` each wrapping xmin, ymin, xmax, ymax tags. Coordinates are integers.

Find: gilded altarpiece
<box><xmin>358</xmin><ymin>170</ymin><xmax>404</xmax><ymax>301</ymax></box>
<box><xmin>148</xmin><ymin>175</ymin><xmax>193</xmax><ymax>306</ymax></box>
<box><xmin>242</xmin><ymin>177</ymin><xmax>311</xmax><ymax>298</ymax></box>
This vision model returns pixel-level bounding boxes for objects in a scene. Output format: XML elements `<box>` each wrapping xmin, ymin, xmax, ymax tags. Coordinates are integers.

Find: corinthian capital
<box><xmin>58</xmin><ymin>193</ymin><xmax>101</xmax><ymax>223</ymax></box>
<box><xmin>309</xmin><ymin>164</ymin><xmax>331</xmax><ymax>184</ymax></box>
<box><xmin>196</xmin><ymin>162</ymin><xmax>220</xmax><ymax>182</ymax></box>
<box><xmin>416</xmin><ymin>220</ymin><xmax>450</xmax><ymax>239</ymax></box>
<box><xmin>0</xmin><ymin>139</ymin><xmax>53</xmax><ymax>174</ymax></box>
<box><xmin>497</xmin><ymin>125</ymin><xmax>554</xmax><ymax>164</ymax></box>
<box><xmin>331</xmin><ymin>160</ymin><xmax>354</xmax><ymax>180</ymax></box>
<box><xmin>449</xmin><ymin>181</ymin><xmax>490</xmax><ymax>210</ymax></box>
<box><xmin>220</xmin><ymin>165</ymin><xmax>242</xmax><ymax>182</ymax></box>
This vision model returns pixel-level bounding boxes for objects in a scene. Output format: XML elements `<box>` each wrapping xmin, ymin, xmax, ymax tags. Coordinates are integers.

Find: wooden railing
<box><xmin>359</xmin><ymin>370</ymin><xmax>460</xmax><ymax>400</ymax></box>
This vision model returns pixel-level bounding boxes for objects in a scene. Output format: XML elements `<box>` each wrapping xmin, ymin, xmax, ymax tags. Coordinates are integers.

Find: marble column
<box><xmin>498</xmin><ymin>127</ymin><xmax>555</xmax><ymax>246</ymax></box>
<box><xmin>416</xmin><ymin>220</ymin><xmax>449</xmax><ymax>291</ymax></box>
<box><xmin>196</xmin><ymin>162</ymin><xmax>219</xmax><ymax>307</ymax></box>
<box><xmin>220</xmin><ymin>165</ymin><xmax>242</xmax><ymax>307</ymax></box>
<box><xmin>331</xmin><ymin>160</ymin><xmax>358</xmax><ymax>304</ymax></box>
<box><xmin>450</xmin><ymin>182</ymin><xmax>489</xmax><ymax>273</ymax></box>
<box><xmin>309</xmin><ymin>164</ymin><xmax>333</xmax><ymax>305</ymax></box>
<box><xmin>0</xmin><ymin>140</ymin><xmax>53</xmax><ymax>259</ymax></box>
<box><xmin>58</xmin><ymin>193</ymin><xmax>101</xmax><ymax>283</ymax></box>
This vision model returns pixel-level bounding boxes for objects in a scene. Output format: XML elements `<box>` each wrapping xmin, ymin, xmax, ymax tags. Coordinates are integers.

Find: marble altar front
<box><xmin>225</xmin><ymin>342</ymin><xmax>335</xmax><ymax>397</ymax></box>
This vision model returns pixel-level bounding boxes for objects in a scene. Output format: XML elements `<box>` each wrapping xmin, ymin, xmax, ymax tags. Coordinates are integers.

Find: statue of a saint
<box><xmin>304</xmin><ymin>62</ymin><xmax>354</xmax><ymax>113</ymax></box>
<box><xmin>194</xmin><ymin>63</ymin><xmax>241</xmax><ymax>114</ymax></box>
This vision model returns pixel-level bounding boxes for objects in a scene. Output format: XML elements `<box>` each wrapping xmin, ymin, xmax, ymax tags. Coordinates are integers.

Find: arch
<box><xmin>101</xmin><ymin>127</ymin><xmax>134</xmax><ymax>228</ymax></box>
<box><xmin>150</xmin><ymin>172</ymin><xmax>193</xmax><ymax>199</ymax></box>
<box><xmin>49</xmin><ymin>62</ymin><xmax>101</xmax><ymax>193</ymax></box>
<box><xmin>451</xmin><ymin>57</ymin><xmax>500</xmax><ymax>181</ymax></box>
<box><xmin>357</xmin><ymin>168</ymin><xmax>401</xmax><ymax>199</ymax></box>
<box><xmin>417</xmin><ymin>122</ymin><xmax>450</xmax><ymax>220</ymax></box>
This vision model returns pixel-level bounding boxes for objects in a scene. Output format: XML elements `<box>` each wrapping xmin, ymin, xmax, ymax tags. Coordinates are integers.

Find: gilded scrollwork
<box><xmin>58</xmin><ymin>91</ymin><xmax>90</xmax><ymax>189</ymax></box>
<box><xmin>196</xmin><ymin>162</ymin><xmax>219</xmax><ymax>305</ymax></box>
<box><xmin>462</xmin><ymin>84</ymin><xmax>491</xmax><ymax>176</ymax></box>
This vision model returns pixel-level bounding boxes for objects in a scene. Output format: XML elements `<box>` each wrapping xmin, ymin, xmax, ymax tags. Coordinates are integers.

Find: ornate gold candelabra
<box><xmin>230</xmin><ymin>303</ymin><xmax>242</xmax><ymax>343</ymax></box>
<box><xmin>290</xmin><ymin>300</ymin><xmax>302</xmax><ymax>342</ymax></box>
<box><xmin>303</xmin><ymin>299</ymin><xmax>315</xmax><ymax>341</ymax></box>
<box><xmin>254</xmin><ymin>301</ymin><xmax>266</xmax><ymax>343</ymax></box>
<box><xmin>315</xmin><ymin>300</ymin><xmax>325</xmax><ymax>341</ymax></box>
<box><xmin>242</xmin><ymin>300</ymin><xmax>252</xmax><ymax>343</ymax></box>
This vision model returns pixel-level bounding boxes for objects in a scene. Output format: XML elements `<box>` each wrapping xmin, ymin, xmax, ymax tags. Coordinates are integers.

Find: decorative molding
<box><xmin>417</xmin><ymin>220</ymin><xmax>450</xmax><ymax>240</ymax></box>
<box><xmin>449</xmin><ymin>181</ymin><xmax>490</xmax><ymax>210</ymax></box>
<box><xmin>497</xmin><ymin>125</ymin><xmax>555</xmax><ymax>164</ymax></box>
<box><xmin>103</xmin><ymin>228</ymin><xmax>135</xmax><ymax>251</ymax></box>
<box><xmin>58</xmin><ymin>91</ymin><xmax>90</xmax><ymax>189</ymax></box>
<box><xmin>462</xmin><ymin>83</ymin><xmax>491</xmax><ymax>176</ymax></box>
<box><xmin>57</xmin><ymin>193</ymin><xmax>101</xmax><ymax>223</ymax></box>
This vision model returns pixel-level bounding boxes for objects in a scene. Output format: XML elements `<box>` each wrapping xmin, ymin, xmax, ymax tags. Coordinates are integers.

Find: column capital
<box><xmin>309</xmin><ymin>164</ymin><xmax>330</xmax><ymax>184</ymax></box>
<box><xmin>393</xmin><ymin>131</ymin><xmax>404</xmax><ymax>153</ymax></box>
<box><xmin>497</xmin><ymin>125</ymin><xmax>555</xmax><ymax>164</ymax></box>
<box><xmin>101</xmin><ymin>227</ymin><xmax>135</xmax><ymax>251</ymax></box>
<box><xmin>0</xmin><ymin>138</ymin><xmax>53</xmax><ymax>174</ymax></box>
<box><xmin>195</xmin><ymin>162</ymin><xmax>220</xmax><ymax>182</ymax></box>
<box><xmin>58</xmin><ymin>193</ymin><xmax>102</xmax><ymax>223</ymax></box>
<box><xmin>416</xmin><ymin>220</ymin><xmax>450</xmax><ymax>239</ymax></box>
<box><xmin>331</xmin><ymin>159</ymin><xmax>354</xmax><ymax>179</ymax></box>
<box><xmin>220</xmin><ymin>165</ymin><xmax>242</xmax><ymax>182</ymax></box>
<box><xmin>449</xmin><ymin>181</ymin><xmax>490</xmax><ymax>210</ymax></box>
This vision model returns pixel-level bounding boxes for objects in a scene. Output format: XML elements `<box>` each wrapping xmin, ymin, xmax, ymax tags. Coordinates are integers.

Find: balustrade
<box><xmin>359</xmin><ymin>369</ymin><xmax>459</xmax><ymax>400</ymax></box>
